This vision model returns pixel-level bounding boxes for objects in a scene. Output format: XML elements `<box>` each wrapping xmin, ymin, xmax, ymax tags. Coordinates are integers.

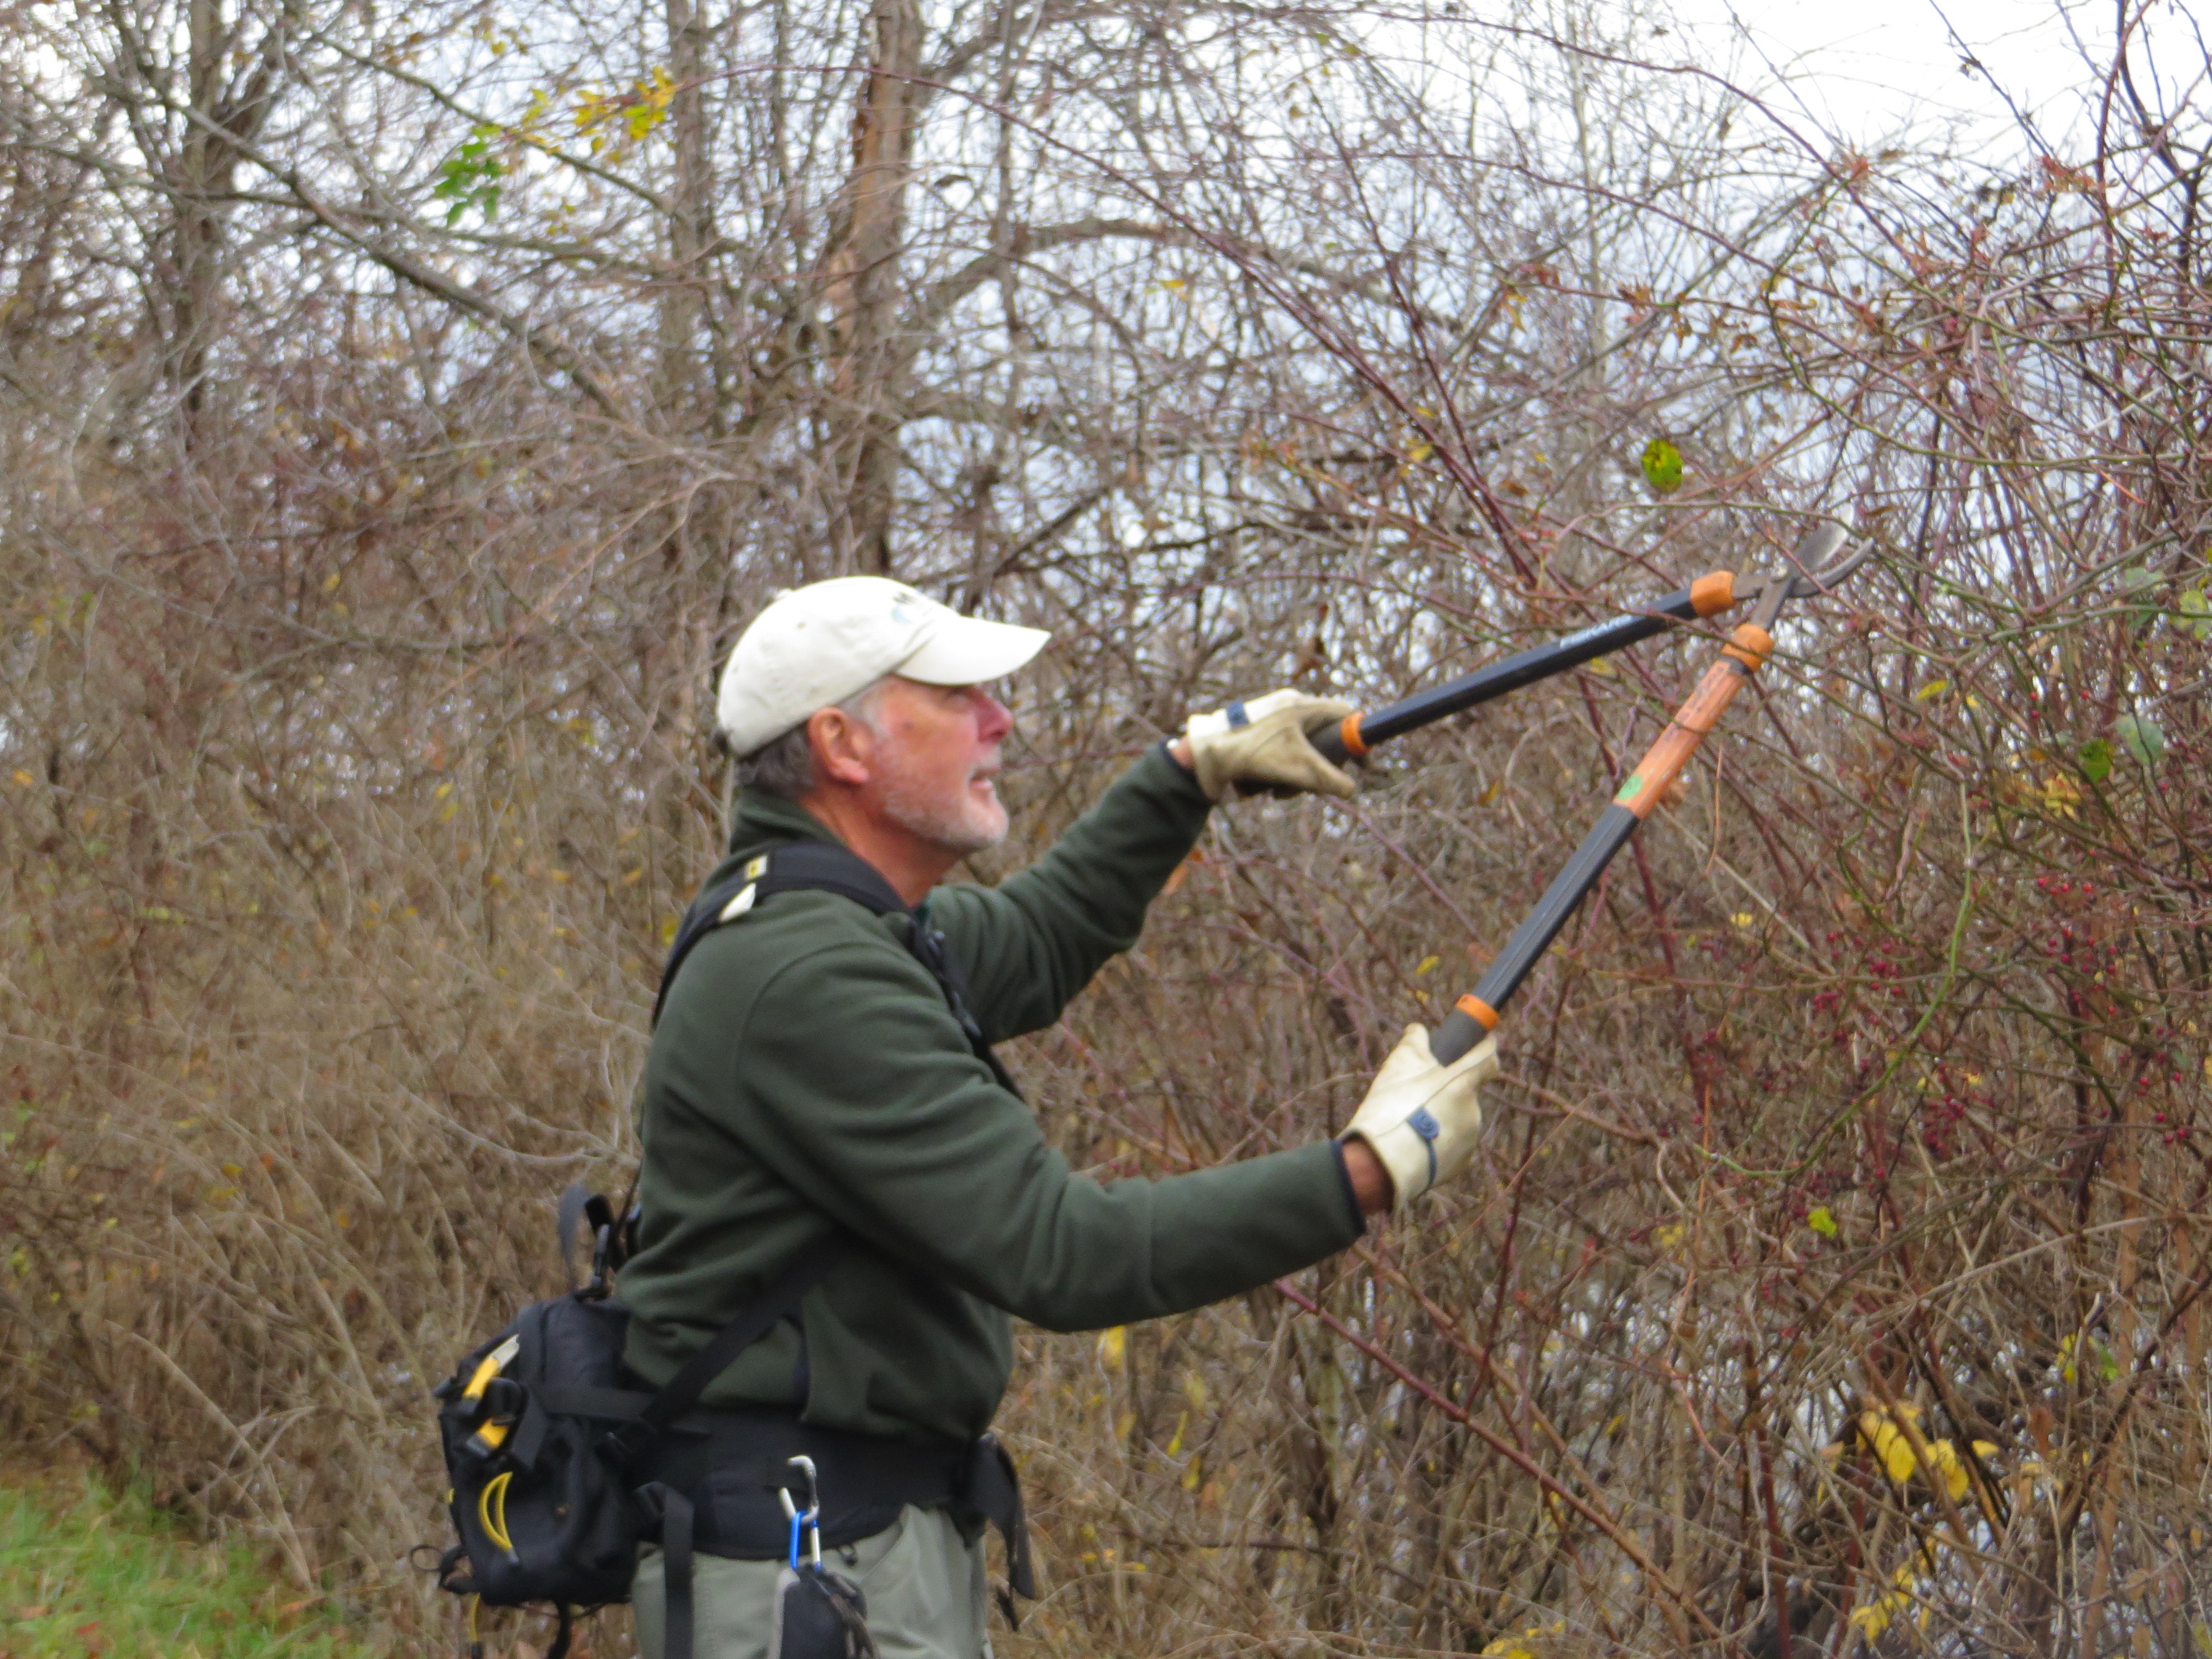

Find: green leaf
<box><xmin>1640</xmin><ymin>439</ymin><xmax>1683</xmax><ymax>495</ymax></box>
<box><xmin>2179</xmin><ymin>587</ymin><xmax>2211</xmax><ymax>640</ymax></box>
<box><xmin>2114</xmin><ymin>713</ymin><xmax>2166</xmax><ymax>767</ymax></box>
<box><xmin>1807</xmin><ymin>1206</ymin><xmax>1838</xmax><ymax>1239</ymax></box>
<box><xmin>431</xmin><ymin>127</ymin><xmax>505</xmax><ymax>225</ymax></box>
<box><xmin>2078</xmin><ymin>738</ymin><xmax>2113</xmax><ymax>783</ymax></box>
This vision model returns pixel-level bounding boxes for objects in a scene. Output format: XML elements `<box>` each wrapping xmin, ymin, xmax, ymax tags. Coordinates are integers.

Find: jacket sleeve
<box><xmin>926</xmin><ymin>744</ymin><xmax>1212</xmax><ymax>1042</ymax></box>
<box><xmin>730</xmin><ymin>932</ymin><xmax>1363</xmax><ymax>1332</ymax></box>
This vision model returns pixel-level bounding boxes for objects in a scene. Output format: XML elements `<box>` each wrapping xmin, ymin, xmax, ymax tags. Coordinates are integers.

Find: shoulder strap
<box><xmin>651</xmin><ymin>844</ymin><xmax>1020</xmax><ymax>1098</ymax></box>
<box><xmin>653</xmin><ymin>841</ymin><xmax>907</xmax><ymax>1028</ymax></box>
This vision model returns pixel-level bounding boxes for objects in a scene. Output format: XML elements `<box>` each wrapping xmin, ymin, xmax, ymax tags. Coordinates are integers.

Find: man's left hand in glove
<box><xmin>1341</xmin><ymin>1024</ymin><xmax>1501</xmax><ymax>1209</ymax></box>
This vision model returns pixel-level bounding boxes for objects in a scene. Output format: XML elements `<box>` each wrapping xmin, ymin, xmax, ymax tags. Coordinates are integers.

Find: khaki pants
<box><xmin>632</xmin><ymin>1504</ymin><xmax>992</xmax><ymax>1659</ymax></box>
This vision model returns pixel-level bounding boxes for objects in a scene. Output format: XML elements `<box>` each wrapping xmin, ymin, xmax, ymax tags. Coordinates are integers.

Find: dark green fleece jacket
<box><xmin>619</xmin><ymin>746</ymin><xmax>1364</xmax><ymax>1442</ymax></box>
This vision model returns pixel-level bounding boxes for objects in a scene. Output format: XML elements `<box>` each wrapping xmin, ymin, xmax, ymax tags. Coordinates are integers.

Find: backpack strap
<box><xmin>653</xmin><ymin>842</ymin><xmax>904</xmax><ymax>1027</ymax></box>
<box><xmin>638</xmin><ymin>1238</ymin><xmax>853</xmax><ymax>1437</ymax></box>
<box><xmin>599</xmin><ymin>1238</ymin><xmax>855</xmax><ymax>1468</ymax></box>
<box><xmin>651</xmin><ymin>840</ymin><xmax>1021</xmax><ymax>1098</ymax></box>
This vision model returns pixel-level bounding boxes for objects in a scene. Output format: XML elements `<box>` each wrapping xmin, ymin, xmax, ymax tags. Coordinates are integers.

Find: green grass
<box><xmin>0</xmin><ymin>1475</ymin><xmax>365</xmax><ymax>1657</ymax></box>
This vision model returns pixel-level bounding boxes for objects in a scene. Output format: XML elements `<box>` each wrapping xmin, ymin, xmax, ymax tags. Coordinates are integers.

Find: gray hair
<box><xmin>728</xmin><ymin>677</ymin><xmax>891</xmax><ymax>799</ymax></box>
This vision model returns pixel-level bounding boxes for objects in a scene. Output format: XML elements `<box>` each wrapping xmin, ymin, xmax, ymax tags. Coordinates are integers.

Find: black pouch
<box><xmin>434</xmin><ymin>1293</ymin><xmax>646</xmax><ymax>1613</ymax></box>
<box><xmin>769</xmin><ymin>1563</ymin><xmax>875</xmax><ymax>1659</ymax></box>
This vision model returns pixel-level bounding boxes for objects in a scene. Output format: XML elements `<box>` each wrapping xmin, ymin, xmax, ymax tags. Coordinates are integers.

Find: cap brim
<box><xmin>896</xmin><ymin>613</ymin><xmax>1050</xmax><ymax>686</ymax></box>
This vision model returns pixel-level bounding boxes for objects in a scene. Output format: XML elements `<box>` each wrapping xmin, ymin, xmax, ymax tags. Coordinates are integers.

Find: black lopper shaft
<box><xmin>1311</xmin><ymin>573</ymin><xmax>1735</xmax><ymax>767</ymax></box>
<box><xmin>1427</xmin><ymin>806</ymin><xmax>1640</xmax><ymax>1063</ymax></box>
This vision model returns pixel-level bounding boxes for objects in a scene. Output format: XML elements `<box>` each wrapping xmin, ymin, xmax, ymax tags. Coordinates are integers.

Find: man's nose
<box><xmin>973</xmin><ymin>690</ymin><xmax>1014</xmax><ymax>743</ymax></box>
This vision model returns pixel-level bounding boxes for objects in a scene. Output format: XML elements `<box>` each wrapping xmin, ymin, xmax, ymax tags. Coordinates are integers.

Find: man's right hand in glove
<box><xmin>1340</xmin><ymin>1024</ymin><xmax>1501</xmax><ymax>1210</ymax></box>
<box><xmin>1175</xmin><ymin>688</ymin><xmax>1357</xmax><ymax>802</ymax></box>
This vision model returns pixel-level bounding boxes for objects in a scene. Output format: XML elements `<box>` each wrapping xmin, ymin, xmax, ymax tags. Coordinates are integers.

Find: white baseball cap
<box><xmin>716</xmin><ymin>577</ymin><xmax>1051</xmax><ymax>755</ymax></box>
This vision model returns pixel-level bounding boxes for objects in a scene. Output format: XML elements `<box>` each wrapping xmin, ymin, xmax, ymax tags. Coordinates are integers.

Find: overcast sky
<box><xmin>1661</xmin><ymin>0</ymin><xmax>2171</xmax><ymax>156</ymax></box>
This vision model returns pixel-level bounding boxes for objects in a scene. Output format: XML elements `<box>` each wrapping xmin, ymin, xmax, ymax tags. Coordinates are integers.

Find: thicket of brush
<box><xmin>2</xmin><ymin>0</ymin><xmax>2208</xmax><ymax>1650</ymax></box>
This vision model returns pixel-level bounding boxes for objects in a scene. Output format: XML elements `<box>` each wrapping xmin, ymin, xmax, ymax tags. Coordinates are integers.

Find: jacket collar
<box><xmin>727</xmin><ymin>788</ymin><xmax>846</xmax><ymax>858</ymax></box>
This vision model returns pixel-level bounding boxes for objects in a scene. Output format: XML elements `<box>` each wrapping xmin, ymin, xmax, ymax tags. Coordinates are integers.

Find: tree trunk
<box><xmin>165</xmin><ymin>0</ymin><xmax>275</xmax><ymax>434</ymax></box>
<box><xmin>658</xmin><ymin>0</ymin><xmax>726</xmax><ymax>430</ymax></box>
<box><xmin>821</xmin><ymin>0</ymin><xmax>922</xmax><ymax>574</ymax></box>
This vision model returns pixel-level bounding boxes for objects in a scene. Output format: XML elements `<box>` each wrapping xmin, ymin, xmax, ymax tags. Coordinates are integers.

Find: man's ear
<box><xmin>807</xmin><ymin>705</ymin><xmax>875</xmax><ymax>787</ymax></box>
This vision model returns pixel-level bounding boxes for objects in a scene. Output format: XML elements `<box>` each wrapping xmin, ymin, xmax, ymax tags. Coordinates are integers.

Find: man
<box><xmin>620</xmin><ymin>576</ymin><xmax>1498</xmax><ymax>1658</ymax></box>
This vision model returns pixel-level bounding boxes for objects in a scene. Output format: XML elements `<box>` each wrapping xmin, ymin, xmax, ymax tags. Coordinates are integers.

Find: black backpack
<box><xmin>430</xmin><ymin>841</ymin><xmax>1010</xmax><ymax>1659</ymax></box>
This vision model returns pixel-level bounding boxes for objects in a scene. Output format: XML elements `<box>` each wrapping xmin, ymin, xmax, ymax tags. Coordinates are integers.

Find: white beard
<box><xmin>878</xmin><ymin>756</ymin><xmax>1008</xmax><ymax>857</ymax></box>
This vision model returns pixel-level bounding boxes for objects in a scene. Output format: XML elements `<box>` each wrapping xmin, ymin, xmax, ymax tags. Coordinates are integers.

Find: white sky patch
<box><xmin>1658</xmin><ymin>0</ymin><xmax>2163</xmax><ymax>154</ymax></box>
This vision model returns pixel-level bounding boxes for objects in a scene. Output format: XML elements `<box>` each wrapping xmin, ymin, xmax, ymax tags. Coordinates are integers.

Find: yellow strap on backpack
<box><xmin>477</xmin><ymin>1470</ymin><xmax>516</xmax><ymax>1555</ymax></box>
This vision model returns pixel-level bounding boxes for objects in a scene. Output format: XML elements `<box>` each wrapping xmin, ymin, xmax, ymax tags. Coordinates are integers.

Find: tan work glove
<box><xmin>1183</xmin><ymin>688</ymin><xmax>1358</xmax><ymax>802</ymax></box>
<box><xmin>1343</xmin><ymin>1024</ymin><xmax>1500</xmax><ymax>1208</ymax></box>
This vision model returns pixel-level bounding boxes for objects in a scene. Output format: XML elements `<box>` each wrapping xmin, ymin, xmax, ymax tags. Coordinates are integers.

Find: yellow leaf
<box><xmin>1861</xmin><ymin>1410</ymin><xmax>1918</xmax><ymax>1483</ymax></box>
<box><xmin>1406</xmin><ymin>441</ymin><xmax>1433</xmax><ymax>463</ymax></box>
<box><xmin>626</xmin><ymin>67</ymin><xmax>676</xmax><ymax>139</ymax></box>
<box><xmin>1097</xmin><ymin>1326</ymin><xmax>1126</xmax><ymax>1369</ymax></box>
<box><xmin>1913</xmin><ymin>679</ymin><xmax>1949</xmax><ymax>702</ymax></box>
<box><xmin>1924</xmin><ymin>1437</ymin><xmax>1971</xmax><ymax>1500</ymax></box>
<box><xmin>1731</xmin><ymin>912</ymin><xmax>1755</xmax><ymax>928</ymax></box>
<box><xmin>1415</xmin><ymin>954</ymin><xmax>1441</xmax><ymax>976</ymax></box>
<box><xmin>11</xmin><ymin>770</ymin><xmax>34</xmax><ymax>786</ymax></box>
